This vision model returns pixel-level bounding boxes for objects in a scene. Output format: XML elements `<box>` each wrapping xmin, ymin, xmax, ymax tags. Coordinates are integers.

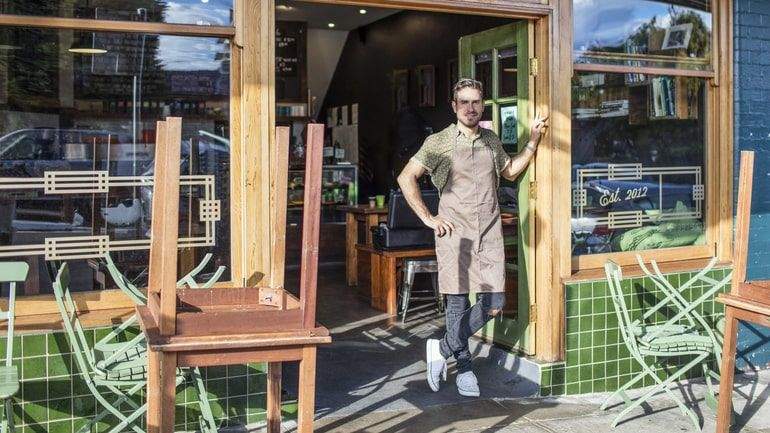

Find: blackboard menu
<box><xmin>276</xmin><ymin>21</ymin><xmax>307</xmax><ymax>103</ymax></box>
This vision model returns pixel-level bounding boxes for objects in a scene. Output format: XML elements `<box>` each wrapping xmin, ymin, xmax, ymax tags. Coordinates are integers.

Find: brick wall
<box><xmin>734</xmin><ymin>0</ymin><xmax>770</xmax><ymax>370</ymax></box>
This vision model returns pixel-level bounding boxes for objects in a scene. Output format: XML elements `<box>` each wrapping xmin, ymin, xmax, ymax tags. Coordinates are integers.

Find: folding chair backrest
<box><xmin>0</xmin><ymin>262</ymin><xmax>29</xmax><ymax>367</ymax></box>
<box><xmin>605</xmin><ymin>261</ymin><xmax>640</xmax><ymax>354</ymax></box>
<box><xmin>103</xmin><ymin>254</ymin><xmax>146</xmax><ymax>305</ymax></box>
<box><xmin>52</xmin><ymin>263</ymin><xmax>96</xmax><ymax>376</ymax></box>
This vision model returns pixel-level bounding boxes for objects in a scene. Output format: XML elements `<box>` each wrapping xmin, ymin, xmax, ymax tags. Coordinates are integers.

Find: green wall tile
<box><xmin>47</xmin><ymin>354</ymin><xmax>71</xmax><ymax>378</ymax></box>
<box><xmin>566</xmin><ymin>284</ymin><xmax>579</xmax><ymax>301</ymax></box>
<box><xmin>23</xmin><ymin>402</ymin><xmax>47</xmax><ymax>425</ymax></box>
<box><xmin>22</xmin><ymin>334</ymin><xmax>46</xmax><ymax>358</ymax></box>
<box><xmin>48</xmin><ymin>398</ymin><xmax>72</xmax><ymax>421</ymax></box>
<box><xmin>21</xmin><ymin>380</ymin><xmax>47</xmax><ymax>403</ymax></box>
<box><xmin>47</xmin><ymin>378</ymin><xmax>72</xmax><ymax>400</ymax></box>
<box><xmin>22</xmin><ymin>357</ymin><xmax>46</xmax><ymax>381</ymax></box>
<box><xmin>47</xmin><ymin>334</ymin><xmax>71</xmax><ymax>356</ymax></box>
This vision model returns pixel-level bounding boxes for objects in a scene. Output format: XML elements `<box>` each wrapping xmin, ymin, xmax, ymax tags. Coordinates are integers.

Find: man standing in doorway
<box><xmin>397</xmin><ymin>78</ymin><xmax>547</xmax><ymax>397</ymax></box>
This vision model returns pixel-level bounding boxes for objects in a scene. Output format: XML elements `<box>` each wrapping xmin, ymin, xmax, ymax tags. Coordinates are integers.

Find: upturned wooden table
<box><xmin>340</xmin><ymin>205</ymin><xmax>388</xmax><ymax>286</ymax></box>
<box><xmin>355</xmin><ymin>244</ymin><xmax>436</xmax><ymax>315</ymax></box>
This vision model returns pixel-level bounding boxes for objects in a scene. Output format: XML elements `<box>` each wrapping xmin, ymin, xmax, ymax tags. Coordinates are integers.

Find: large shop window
<box><xmin>573</xmin><ymin>0</ymin><xmax>712</xmax><ymax>71</ymax></box>
<box><xmin>571</xmin><ymin>0</ymin><xmax>714</xmax><ymax>260</ymax></box>
<box><xmin>0</xmin><ymin>26</ymin><xmax>231</xmax><ymax>295</ymax></box>
<box><xmin>0</xmin><ymin>0</ymin><xmax>234</xmax><ymax>26</ymax></box>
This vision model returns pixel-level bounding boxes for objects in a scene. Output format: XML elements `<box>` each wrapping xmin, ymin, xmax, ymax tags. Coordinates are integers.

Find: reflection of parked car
<box><xmin>0</xmin><ymin>128</ymin><xmax>156</xmax><ymax>187</ymax></box>
<box><xmin>140</xmin><ymin>131</ymin><xmax>230</xmax><ymax>221</ymax></box>
<box><xmin>0</xmin><ymin>128</ymin><xmax>153</xmax><ymax>228</ymax></box>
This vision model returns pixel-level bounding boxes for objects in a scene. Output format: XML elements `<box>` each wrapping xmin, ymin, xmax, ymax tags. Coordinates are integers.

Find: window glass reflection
<box><xmin>498</xmin><ymin>47</ymin><xmax>517</xmax><ymax>99</ymax></box>
<box><xmin>0</xmin><ymin>0</ymin><xmax>234</xmax><ymax>26</ymax></box>
<box><xmin>474</xmin><ymin>51</ymin><xmax>493</xmax><ymax>100</ymax></box>
<box><xmin>0</xmin><ymin>27</ymin><xmax>230</xmax><ymax>295</ymax></box>
<box><xmin>571</xmin><ymin>72</ymin><xmax>706</xmax><ymax>255</ymax></box>
<box><xmin>573</xmin><ymin>0</ymin><xmax>712</xmax><ymax>71</ymax></box>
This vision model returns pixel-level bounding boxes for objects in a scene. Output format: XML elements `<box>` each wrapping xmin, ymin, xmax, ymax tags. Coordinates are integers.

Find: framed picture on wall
<box><xmin>500</xmin><ymin>104</ymin><xmax>518</xmax><ymax>147</ymax></box>
<box><xmin>447</xmin><ymin>58</ymin><xmax>458</xmax><ymax>102</ymax></box>
<box><xmin>661</xmin><ymin>23</ymin><xmax>693</xmax><ymax>50</ymax></box>
<box><xmin>393</xmin><ymin>69</ymin><xmax>409</xmax><ymax>112</ymax></box>
<box><xmin>417</xmin><ymin>65</ymin><xmax>435</xmax><ymax>107</ymax></box>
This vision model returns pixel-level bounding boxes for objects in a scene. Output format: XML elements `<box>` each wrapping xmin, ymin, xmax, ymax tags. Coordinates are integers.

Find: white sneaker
<box><xmin>456</xmin><ymin>371</ymin><xmax>480</xmax><ymax>397</ymax></box>
<box><xmin>426</xmin><ymin>339</ymin><xmax>447</xmax><ymax>392</ymax></box>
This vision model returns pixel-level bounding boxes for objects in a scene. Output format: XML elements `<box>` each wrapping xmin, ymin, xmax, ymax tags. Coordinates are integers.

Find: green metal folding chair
<box><xmin>102</xmin><ymin>253</ymin><xmax>225</xmax><ymax>296</ymax></box>
<box><xmin>636</xmin><ymin>255</ymin><xmax>731</xmax><ymax>411</ymax></box>
<box><xmin>0</xmin><ymin>262</ymin><xmax>28</xmax><ymax>433</ymax></box>
<box><xmin>101</xmin><ymin>254</ymin><xmax>223</xmax><ymax>432</ymax></box>
<box><xmin>602</xmin><ymin>259</ymin><xmax>725</xmax><ymax>430</ymax></box>
<box><xmin>53</xmin><ymin>263</ymin><xmax>217</xmax><ymax>433</ymax></box>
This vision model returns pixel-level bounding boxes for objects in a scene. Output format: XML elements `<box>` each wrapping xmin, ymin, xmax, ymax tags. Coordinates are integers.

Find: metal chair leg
<box><xmin>402</xmin><ymin>262</ymin><xmax>415</xmax><ymax>324</ymax></box>
<box><xmin>430</xmin><ymin>272</ymin><xmax>443</xmax><ymax>313</ymax></box>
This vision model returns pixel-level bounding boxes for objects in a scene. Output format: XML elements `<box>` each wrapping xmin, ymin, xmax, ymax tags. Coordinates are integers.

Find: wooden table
<box><xmin>341</xmin><ymin>205</ymin><xmax>388</xmax><ymax>286</ymax></box>
<box><xmin>355</xmin><ymin>244</ymin><xmax>435</xmax><ymax>315</ymax></box>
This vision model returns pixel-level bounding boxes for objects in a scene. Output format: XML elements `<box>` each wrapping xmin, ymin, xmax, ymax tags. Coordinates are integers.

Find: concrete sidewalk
<box><xmin>248</xmin><ymin>370</ymin><xmax>770</xmax><ymax>433</ymax></box>
<box><xmin>263</xmin><ymin>264</ymin><xmax>770</xmax><ymax>433</ymax></box>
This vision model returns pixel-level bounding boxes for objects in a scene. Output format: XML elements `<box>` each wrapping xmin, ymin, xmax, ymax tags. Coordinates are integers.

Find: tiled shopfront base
<box><xmin>5</xmin><ymin>327</ymin><xmax>296</xmax><ymax>433</ymax></box>
<box><xmin>540</xmin><ymin>266</ymin><xmax>731</xmax><ymax>396</ymax></box>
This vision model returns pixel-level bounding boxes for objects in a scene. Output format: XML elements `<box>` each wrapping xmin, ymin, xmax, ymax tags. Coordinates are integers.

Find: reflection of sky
<box><xmin>163</xmin><ymin>0</ymin><xmax>233</xmax><ymax>26</ymax></box>
<box><xmin>573</xmin><ymin>0</ymin><xmax>711</xmax><ymax>51</ymax></box>
<box><xmin>158</xmin><ymin>36</ymin><xmax>228</xmax><ymax>71</ymax></box>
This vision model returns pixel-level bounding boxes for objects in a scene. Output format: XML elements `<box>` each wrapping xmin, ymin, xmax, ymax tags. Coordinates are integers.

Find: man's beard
<box><xmin>459</xmin><ymin>113</ymin><xmax>480</xmax><ymax>128</ymax></box>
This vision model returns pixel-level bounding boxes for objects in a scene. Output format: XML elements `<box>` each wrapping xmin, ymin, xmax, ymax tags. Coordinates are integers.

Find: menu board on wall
<box><xmin>276</xmin><ymin>21</ymin><xmax>307</xmax><ymax>103</ymax></box>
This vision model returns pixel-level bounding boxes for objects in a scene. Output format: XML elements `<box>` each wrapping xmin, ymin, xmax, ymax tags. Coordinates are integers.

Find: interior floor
<box><xmin>282</xmin><ymin>263</ymin><xmax>537</xmax><ymax>421</ymax></box>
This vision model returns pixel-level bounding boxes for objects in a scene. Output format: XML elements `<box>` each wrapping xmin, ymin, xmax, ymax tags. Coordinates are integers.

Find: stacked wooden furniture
<box><xmin>716</xmin><ymin>151</ymin><xmax>770</xmax><ymax>433</ymax></box>
<box><xmin>341</xmin><ymin>204</ymin><xmax>388</xmax><ymax>287</ymax></box>
<box><xmin>136</xmin><ymin>118</ymin><xmax>330</xmax><ymax>433</ymax></box>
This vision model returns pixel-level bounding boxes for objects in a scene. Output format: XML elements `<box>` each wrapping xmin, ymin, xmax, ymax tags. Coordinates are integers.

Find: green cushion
<box><xmin>0</xmin><ymin>365</ymin><xmax>19</xmax><ymax>399</ymax></box>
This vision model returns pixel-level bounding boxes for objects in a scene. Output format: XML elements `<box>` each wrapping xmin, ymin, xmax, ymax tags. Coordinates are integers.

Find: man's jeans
<box><xmin>438</xmin><ymin>292</ymin><xmax>506</xmax><ymax>373</ymax></box>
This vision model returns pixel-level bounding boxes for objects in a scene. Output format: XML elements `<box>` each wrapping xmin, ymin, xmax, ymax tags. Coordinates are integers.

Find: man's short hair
<box><xmin>452</xmin><ymin>78</ymin><xmax>484</xmax><ymax>101</ymax></box>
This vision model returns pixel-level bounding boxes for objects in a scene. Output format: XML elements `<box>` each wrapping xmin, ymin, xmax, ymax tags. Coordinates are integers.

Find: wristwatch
<box><xmin>525</xmin><ymin>143</ymin><xmax>537</xmax><ymax>152</ymax></box>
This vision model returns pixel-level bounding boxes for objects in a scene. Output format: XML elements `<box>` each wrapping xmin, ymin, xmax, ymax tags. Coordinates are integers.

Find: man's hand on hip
<box><xmin>424</xmin><ymin>215</ymin><xmax>455</xmax><ymax>237</ymax></box>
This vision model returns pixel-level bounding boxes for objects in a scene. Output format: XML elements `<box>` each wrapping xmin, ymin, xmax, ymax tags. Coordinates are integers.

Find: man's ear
<box><xmin>451</xmin><ymin>101</ymin><xmax>457</xmax><ymax>113</ymax></box>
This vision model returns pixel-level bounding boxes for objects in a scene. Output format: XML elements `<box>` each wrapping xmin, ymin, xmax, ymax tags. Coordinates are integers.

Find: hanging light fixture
<box><xmin>68</xmin><ymin>32</ymin><xmax>107</xmax><ymax>54</ymax></box>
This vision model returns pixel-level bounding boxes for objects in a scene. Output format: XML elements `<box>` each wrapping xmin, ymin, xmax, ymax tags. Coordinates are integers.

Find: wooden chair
<box><xmin>136</xmin><ymin>118</ymin><xmax>331</xmax><ymax>433</ymax></box>
<box><xmin>716</xmin><ymin>151</ymin><xmax>770</xmax><ymax>433</ymax></box>
<box><xmin>0</xmin><ymin>262</ymin><xmax>28</xmax><ymax>433</ymax></box>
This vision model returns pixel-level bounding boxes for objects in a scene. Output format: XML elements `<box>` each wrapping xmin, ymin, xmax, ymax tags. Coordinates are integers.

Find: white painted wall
<box><xmin>307</xmin><ymin>29</ymin><xmax>349</xmax><ymax>118</ymax></box>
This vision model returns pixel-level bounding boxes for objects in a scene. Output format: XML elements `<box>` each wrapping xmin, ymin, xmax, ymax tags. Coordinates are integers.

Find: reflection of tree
<box><xmin>4</xmin><ymin>0</ymin><xmax>167</xmax><ymax>21</ymax></box>
<box><xmin>582</xmin><ymin>5</ymin><xmax>711</xmax><ymax>60</ymax></box>
<box><xmin>2</xmin><ymin>27</ymin><xmax>59</xmax><ymax>104</ymax></box>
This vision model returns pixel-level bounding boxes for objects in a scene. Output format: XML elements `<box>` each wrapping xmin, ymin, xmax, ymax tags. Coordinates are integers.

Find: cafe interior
<box><xmin>276</xmin><ymin>2</ymin><xmax>527</xmax><ymax>346</ymax></box>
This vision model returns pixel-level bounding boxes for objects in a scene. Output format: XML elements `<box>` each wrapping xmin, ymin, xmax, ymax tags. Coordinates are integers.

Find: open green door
<box><xmin>459</xmin><ymin>21</ymin><xmax>535</xmax><ymax>355</ymax></box>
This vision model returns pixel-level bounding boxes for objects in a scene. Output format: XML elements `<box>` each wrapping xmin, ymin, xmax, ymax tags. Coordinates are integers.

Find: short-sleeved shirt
<box><xmin>411</xmin><ymin>123</ymin><xmax>511</xmax><ymax>194</ymax></box>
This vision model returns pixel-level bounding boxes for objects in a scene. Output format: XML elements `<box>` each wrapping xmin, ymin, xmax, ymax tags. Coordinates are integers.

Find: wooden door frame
<box><xmin>260</xmin><ymin>0</ymin><xmax>570</xmax><ymax>362</ymax></box>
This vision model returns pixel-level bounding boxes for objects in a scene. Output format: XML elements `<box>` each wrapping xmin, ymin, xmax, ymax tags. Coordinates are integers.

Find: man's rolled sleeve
<box><xmin>411</xmin><ymin>138</ymin><xmax>439</xmax><ymax>173</ymax></box>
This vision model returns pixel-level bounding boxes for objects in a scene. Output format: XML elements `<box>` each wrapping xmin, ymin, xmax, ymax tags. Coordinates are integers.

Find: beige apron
<box><xmin>435</xmin><ymin>133</ymin><xmax>505</xmax><ymax>295</ymax></box>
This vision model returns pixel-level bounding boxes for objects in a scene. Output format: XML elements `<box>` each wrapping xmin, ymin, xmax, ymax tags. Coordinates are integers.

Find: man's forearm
<box><xmin>504</xmin><ymin>140</ymin><xmax>537</xmax><ymax>180</ymax></box>
<box><xmin>397</xmin><ymin>175</ymin><xmax>434</xmax><ymax>224</ymax></box>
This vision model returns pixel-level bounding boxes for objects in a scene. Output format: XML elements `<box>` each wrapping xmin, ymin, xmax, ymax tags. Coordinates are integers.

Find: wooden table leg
<box><xmin>147</xmin><ymin>351</ymin><xmax>177</xmax><ymax>433</ymax></box>
<box><xmin>297</xmin><ymin>346</ymin><xmax>317</xmax><ymax>433</ymax></box>
<box><xmin>384</xmin><ymin>257</ymin><xmax>397</xmax><ymax>317</ymax></box>
<box><xmin>716</xmin><ymin>307</ymin><xmax>739</xmax><ymax>433</ymax></box>
<box><xmin>267</xmin><ymin>362</ymin><xmax>282</xmax><ymax>433</ymax></box>
<box><xmin>365</xmin><ymin>214</ymin><xmax>379</xmax><ymax>245</ymax></box>
<box><xmin>147</xmin><ymin>349</ymin><xmax>161</xmax><ymax>433</ymax></box>
<box><xmin>370</xmin><ymin>253</ymin><xmax>382</xmax><ymax>311</ymax></box>
<box><xmin>346</xmin><ymin>213</ymin><xmax>358</xmax><ymax>286</ymax></box>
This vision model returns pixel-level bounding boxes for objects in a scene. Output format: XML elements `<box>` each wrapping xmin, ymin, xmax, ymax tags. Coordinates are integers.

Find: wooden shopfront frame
<box><xmin>0</xmin><ymin>0</ymin><xmax>734</xmax><ymax>366</ymax></box>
